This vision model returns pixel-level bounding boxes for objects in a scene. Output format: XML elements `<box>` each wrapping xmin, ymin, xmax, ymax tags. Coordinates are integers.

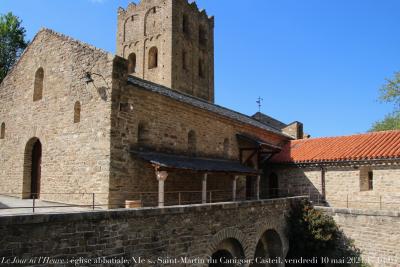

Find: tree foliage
<box><xmin>370</xmin><ymin>72</ymin><xmax>400</xmax><ymax>132</ymax></box>
<box><xmin>379</xmin><ymin>71</ymin><xmax>400</xmax><ymax>108</ymax></box>
<box><xmin>286</xmin><ymin>200</ymin><xmax>368</xmax><ymax>266</ymax></box>
<box><xmin>370</xmin><ymin>111</ymin><xmax>400</xmax><ymax>132</ymax></box>
<box><xmin>0</xmin><ymin>12</ymin><xmax>28</xmax><ymax>84</ymax></box>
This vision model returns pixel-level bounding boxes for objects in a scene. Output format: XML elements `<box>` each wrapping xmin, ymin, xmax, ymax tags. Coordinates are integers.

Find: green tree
<box><xmin>286</xmin><ymin>200</ymin><xmax>368</xmax><ymax>266</ymax></box>
<box><xmin>370</xmin><ymin>72</ymin><xmax>400</xmax><ymax>131</ymax></box>
<box><xmin>0</xmin><ymin>12</ymin><xmax>28</xmax><ymax>84</ymax></box>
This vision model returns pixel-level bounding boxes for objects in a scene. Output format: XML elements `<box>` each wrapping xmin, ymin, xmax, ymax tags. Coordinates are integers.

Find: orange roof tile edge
<box><xmin>270</xmin><ymin>130</ymin><xmax>400</xmax><ymax>164</ymax></box>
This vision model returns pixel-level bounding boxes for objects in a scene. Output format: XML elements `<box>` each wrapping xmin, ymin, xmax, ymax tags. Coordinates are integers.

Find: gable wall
<box><xmin>0</xmin><ymin>30</ymin><xmax>114</xmax><ymax>206</ymax></box>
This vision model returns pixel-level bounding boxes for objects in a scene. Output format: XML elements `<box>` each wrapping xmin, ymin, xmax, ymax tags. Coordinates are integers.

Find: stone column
<box><xmin>256</xmin><ymin>175</ymin><xmax>261</xmax><ymax>200</ymax></box>
<box><xmin>156</xmin><ymin>170</ymin><xmax>168</xmax><ymax>207</ymax></box>
<box><xmin>202</xmin><ymin>173</ymin><xmax>208</xmax><ymax>204</ymax></box>
<box><xmin>232</xmin><ymin>176</ymin><xmax>238</xmax><ymax>201</ymax></box>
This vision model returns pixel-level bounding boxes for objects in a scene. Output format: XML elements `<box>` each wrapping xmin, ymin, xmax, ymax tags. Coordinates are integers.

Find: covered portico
<box><xmin>132</xmin><ymin>151</ymin><xmax>260</xmax><ymax>207</ymax></box>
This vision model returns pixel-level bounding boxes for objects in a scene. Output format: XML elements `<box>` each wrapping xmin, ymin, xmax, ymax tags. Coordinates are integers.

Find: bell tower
<box><xmin>117</xmin><ymin>0</ymin><xmax>214</xmax><ymax>102</ymax></box>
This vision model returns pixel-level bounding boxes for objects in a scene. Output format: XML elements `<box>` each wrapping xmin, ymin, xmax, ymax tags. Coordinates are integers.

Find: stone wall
<box><xmin>0</xmin><ymin>197</ymin><xmax>302</xmax><ymax>266</ymax></box>
<box><xmin>116</xmin><ymin>0</ymin><xmax>214</xmax><ymax>102</ymax></box>
<box><xmin>267</xmin><ymin>163</ymin><xmax>400</xmax><ymax>210</ymax></box>
<box><xmin>109</xmin><ymin>81</ymin><xmax>288</xmax><ymax>207</ymax></box>
<box><xmin>317</xmin><ymin>206</ymin><xmax>400</xmax><ymax>267</ymax></box>
<box><xmin>0</xmin><ymin>29</ymin><xmax>115</xmax><ymax>206</ymax></box>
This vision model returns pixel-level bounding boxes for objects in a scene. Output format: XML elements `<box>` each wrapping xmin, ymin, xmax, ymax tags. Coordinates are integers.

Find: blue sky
<box><xmin>1</xmin><ymin>0</ymin><xmax>399</xmax><ymax>137</ymax></box>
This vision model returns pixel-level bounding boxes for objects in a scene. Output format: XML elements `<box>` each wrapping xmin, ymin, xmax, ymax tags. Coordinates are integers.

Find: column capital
<box><xmin>156</xmin><ymin>170</ymin><xmax>168</xmax><ymax>181</ymax></box>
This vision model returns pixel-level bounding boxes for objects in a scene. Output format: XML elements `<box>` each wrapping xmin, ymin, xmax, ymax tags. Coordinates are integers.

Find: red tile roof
<box><xmin>270</xmin><ymin>130</ymin><xmax>400</xmax><ymax>164</ymax></box>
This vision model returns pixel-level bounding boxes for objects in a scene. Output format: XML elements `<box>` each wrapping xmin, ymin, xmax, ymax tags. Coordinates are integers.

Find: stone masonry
<box><xmin>266</xmin><ymin>163</ymin><xmax>400</xmax><ymax>210</ymax></box>
<box><xmin>0</xmin><ymin>0</ymin><xmax>292</xmax><ymax>208</ymax></box>
<box><xmin>0</xmin><ymin>29</ymin><xmax>116</xmax><ymax>206</ymax></box>
<box><xmin>117</xmin><ymin>0</ymin><xmax>214</xmax><ymax>102</ymax></box>
<box><xmin>0</xmin><ymin>197</ymin><xmax>301</xmax><ymax>266</ymax></box>
<box><xmin>317</xmin><ymin>206</ymin><xmax>400</xmax><ymax>267</ymax></box>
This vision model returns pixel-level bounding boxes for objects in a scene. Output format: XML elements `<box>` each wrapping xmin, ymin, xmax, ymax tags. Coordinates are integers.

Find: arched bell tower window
<box><xmin>148</xmin><ymin>47</ymin><xmax>158</xmax><ymax>69</ymax></box>
<box><xmin>128</xmin><ymin>53</ymin><xmax>137</xmax><ymax>73</ymax></box>
<box><xmin>188</xmin><ymin>130</ymin><xmax>197</xmax><ymax>155</ymax></box>
<box><xmin>0</xmin><ymin>122</ymin><xmax>5</xmax><ymax>139</ymax></box>
<box><xmin>33</xmin><ymin>67</ymin><xmax>44</xmax><ymax>101</ymax></box>
<box><xmin>199</xmin><ymin>25</ymin><xmax>207</xmax><ymax>46</ymax></box>
<box><xmin>182</xmin><ymin>14</ymin><xmax>189</xmax><ymax>35</ymax></box>
<box><xmin>74</xmin><ymin>101</ymin><xmax>81</xmax><ymax>123</ymax></box>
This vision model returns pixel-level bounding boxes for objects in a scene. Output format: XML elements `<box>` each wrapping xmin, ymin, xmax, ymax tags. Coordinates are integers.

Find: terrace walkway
<box><xmin>0</xmin><ymin>195</ymin><xmax>95</xmax><ymax>215</ymax></box>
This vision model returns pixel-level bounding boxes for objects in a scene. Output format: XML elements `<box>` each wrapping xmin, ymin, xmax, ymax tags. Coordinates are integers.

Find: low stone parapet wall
<box><xmin>0</xmin><ymin>197</ymin><xmax>304</xmax><ymax>266</ymax></box>
<box><xmin>316</xmin><ymin>206</ymin><xmax>400</xmax><ymax>267</ymax></box>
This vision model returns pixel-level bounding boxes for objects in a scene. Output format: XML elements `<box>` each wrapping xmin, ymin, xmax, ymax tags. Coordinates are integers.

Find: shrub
<box><xmin>286</xmin><ymin>200</ymin><xmax>369</xmax><ymax>266</ymax></box>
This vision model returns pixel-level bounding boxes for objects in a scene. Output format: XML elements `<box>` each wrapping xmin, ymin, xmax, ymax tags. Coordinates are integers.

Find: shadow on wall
<box><xmin>261</xmin><ymin>167</ymin><xmax>326</xmax><ymax>206</ymax></box>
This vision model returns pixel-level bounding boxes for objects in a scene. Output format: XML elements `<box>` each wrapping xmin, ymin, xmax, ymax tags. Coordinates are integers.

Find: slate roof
<box><xmin>131</xmin><ymin>150</ymin><xmax>259</xmax><ymax>175</ymax></box>
<box><xmin>236</xmin><ymin>133</ymin><xmax>282</xmax><ymax>151</ymax></box>
<box><xmin>127</xmin><ymin>76</ymin><xmax>292</xmax><ymax>138</ymax></box>
<box><xmin>270</xmin><ymin>130</ymin><xmax>400</xmax><ymax>164</ymax></box>
<box><xmin>252</xmin><ymin>112</ymin><xmax>287</xmax><ymax>130</ymax></box>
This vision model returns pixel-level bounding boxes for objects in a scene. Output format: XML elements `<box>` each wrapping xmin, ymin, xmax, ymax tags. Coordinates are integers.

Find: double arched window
<box><xmin>148</xmin><ymin>47</ymin><xmax>158</xmax><ymax>69</ymax></box>
<box><xmin>33</xmin><ymin>68</ymin><xmax>44</xmax><ymax>101</ymax></box>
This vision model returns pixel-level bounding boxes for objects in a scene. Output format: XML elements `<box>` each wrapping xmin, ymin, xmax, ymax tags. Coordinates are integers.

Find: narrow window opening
<box><xmin>182</xmin><ymin>14</ymin><xmax>189</xmax><ymax>35</ymax></box>
<box><xmin>199</xmin><ymin>26</ymin><xmax>207</xmax><ymax>46</ymax></box>
<box><xmin>368</xmin><ymin>171</ymin><xmax>373</xmax><ymax>191</ymax></box>
<box><xmin>33</xmin><ymin>68</ymin><xmax>44</xmax><ymax>101</ymax></box>
<box><xmin>74</xmin><ymin>101</ymin><xmax>81</xmax><ymax>123</ymax></box>
<box><xmin>138</xmin><ymin>122</ymin><xmax>149</xmax><ymax>145</ymax></box>
<box><xmin>148</xmin><ymin>47</ymin><xmax>158</xmax><ymax>69</ymax></box>
<box><xmin>188</xmin><ymin>130</ymin><xmax>197</xmax><ymax>155</ymax></box>
<box><xmin>128</xmin><ymin>53</ymin><xmax>137</xmax><ymax>73</ymax></box>
<box><xmin>0</xmin><ymin>123</ymin><xmax>5</xmax><ymax>139</ymax></box>
<box><xmin>198</xmin><ymin>58</ymin><xmax>205</xmax><ymax>78</ymax></box>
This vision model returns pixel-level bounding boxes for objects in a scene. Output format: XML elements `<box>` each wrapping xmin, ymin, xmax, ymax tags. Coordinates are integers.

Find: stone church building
<box><xmin>0</xmin><ymin>0</ymin><xmax>399</xmax><ymax>210</ymax></box>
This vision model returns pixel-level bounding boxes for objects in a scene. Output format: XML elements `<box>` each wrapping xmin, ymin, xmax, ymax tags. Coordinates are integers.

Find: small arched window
<box><xmin>137</xmin><ymin>122</ymin><xmax>149</xmax><ymax>145</ymax></box>
<box><xmin>74</xmin><ymin>101</ymin><xmax>81</xmax><ymax>123</ymax></box>
<box><xmin>182</xmin><ymin>14</ymin><xmax>189</xmax><ymax>34</ymax></box>
<box><xmin>33</xmin><ymin>67</ymin><xmax>44</xmax><ymax>101</ymax></box>
<box><xmin>198</xmin><ymin>58</ymin><xmax>205</xmax><ymax>78</ymax></box>
<box><xmin>188</xmin><ymin>130</ymin><xmax>196</xmax><ymax>155</ymax></box>
<box><xmin>0</xmin><ymin>123</ymin><xmax>5</xmax><ymax>139</ymax></box>
<box><xmin>128</xmin><ymin>53</ymin><xmax>136</xmax><ymax>73</ymax></box>
<box><xmin>199</xmin><ymin>25</ymin><xmax>207</xmax><ymax>46</ymax></box>
<box><xmin>148</xmin><ymin>47</ymin><xmax>158</xmax><ymax>69</ymax></box>
<box><xmin>223</xmin><ymin>138</ymin><xmax>230</xmax><ymax>157</ymax></box>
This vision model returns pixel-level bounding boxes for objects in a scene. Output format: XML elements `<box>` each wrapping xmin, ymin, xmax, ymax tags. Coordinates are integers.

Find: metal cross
<box><xmin>256</xmin><ymin>97</ymin><xmax>263</xmax><ymax>113</ymax></box>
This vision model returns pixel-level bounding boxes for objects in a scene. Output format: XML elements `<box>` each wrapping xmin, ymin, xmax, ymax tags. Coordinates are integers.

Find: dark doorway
<box><xmin>269</xmin><ymin>173</ymin><xmax>279</xmax><ymax>198</ymax></box>
<box><xmin>30</xmin><ymin>140</ymin><xmax>42</xmax><ymax>199</ymax></box>
<box><xmin>246</xmin><ymin>176</ymin><xmax>255</xmax><ymax>200</ymax></box>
